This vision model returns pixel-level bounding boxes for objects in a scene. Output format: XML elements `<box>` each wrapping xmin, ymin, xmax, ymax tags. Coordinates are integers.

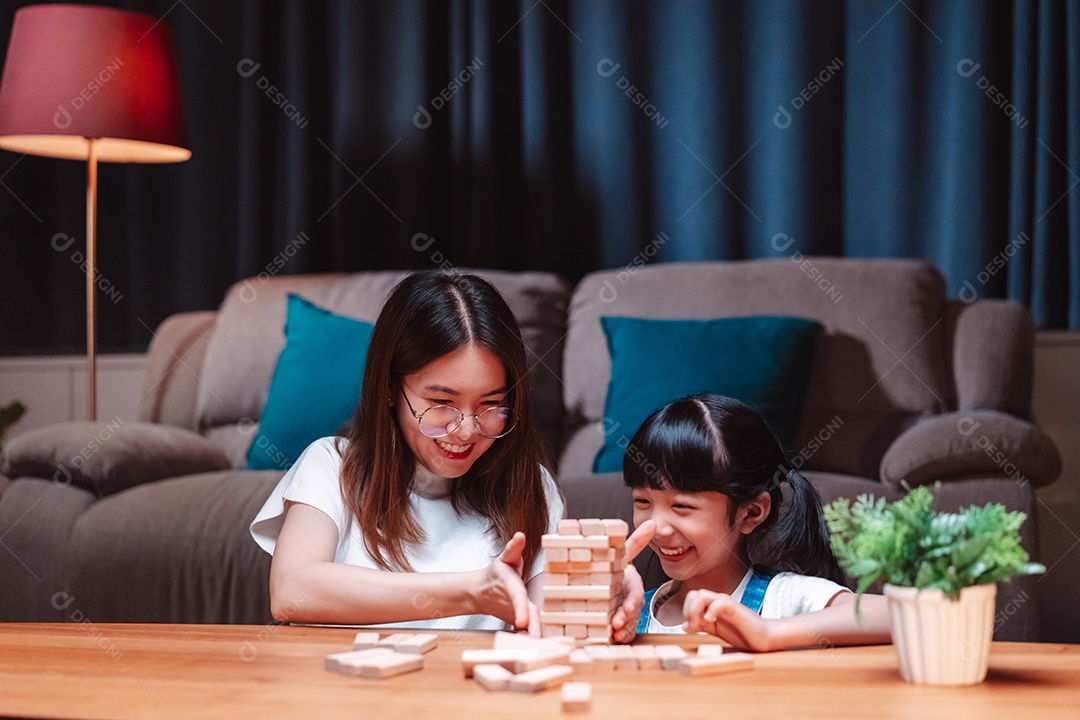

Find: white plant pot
<box><xmin>883</xmin><ymin>583</ymin><xmax>997</xmax><ymax>686</ymax></box>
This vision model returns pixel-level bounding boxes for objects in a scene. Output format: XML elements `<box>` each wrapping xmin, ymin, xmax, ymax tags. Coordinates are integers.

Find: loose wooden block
<box><xmin>395</xmin><ymin>633</ymin><xmax>438</xmax><ymax>654</ymax></box>
<box><xmin>569</xmin><ymin>548</ymin><xmax>593</xmax><ymax>562</ymax></box>
<box><xmin>561</xmin><ymin>682</ymin><xmax>593</xmax><ymax>712</ymax></box>
<box><xmin>569</xmin><ymin>649</ymin><xmax>594</xmax><ymax>674</ymax></box>
<box><xmin>677</xmin><ymin>653</ymin><xmax>754</xmax><ymax>677</ymax></box>
<box><xmin>557</xmin><ymin>519</ymin><xmax>581</xmax><ymax>535</ymax></box>
<box><xmin>377</xmin><ymin>632</ymin><xmax>415</xmax><ymax>649</ymax></box>
<box><xmin>655</xmin><ymin>644</ymin><xmax>688</xmax><ymax>670</ymax></box>
<box><xmin>353</xmin><ymin>652</ymin><xmax>425</xmax><ymax>679</ymax></box>
<box><xmin>325</xmin><ymin>648</ymin><xmax>394</xmax><ymax>674</ymax></box>
<box><xmin>547</xmin><ymin>547</ymin><xmax>569</xmax><ymax>563</ymax></box>
<box><xmin>547</xmin><ymin>573</ymin><xmax>569</xmax><ymax>586</ymax></box>
<box><xmin>506</xmin><ymin>664</ymin><xmax>574</xmax><ymax>693</ymax></box>
<box><xmin>632</xmin><ymin>645</ymin><xmax>661</xmax><ymax>670</ymax></box>
<box><xmin>583</xmin><ymin>644</ymin><xmax>615</xmax><ymax>672</ymax></box>
<box><xmin>543</xmin><ymin>585</ymin><xmax>617</xmax><ymax>600</ymax></box>
<box><xmin>541</xmin><ymin>534</ymin><xmax>623</xmax><ymax>549</ymax></box>
<box><xmin>603</xmin><ymin>519</ymin><xmax>629</xmax><ymax>536</ymax></box>
<box><xmin>611</xmin><ymin>645</ymin><xmax>639</xmax><ymax>671</ymax></box>
<box><xmin>540</xmin><ymin>611</ymin><xmax>612</xmax><ymax>626</ymax></box>
<box><xmin>697</xmin><ymin>644</ymin><xmax>724</xmax><ymax>657</ymax></box>
<box><xmin>473</xmin><ymin>663</ymin><xmax>514</xmax><ymax>691</ymax></box>
<box><xmin>564</xmin><ymin>624</ymin><xmax>588</xmax><ymax>639</ymax></box>
<box><xmin>352</xmin><ymin>632</ymin><xmax>381</xmax><ymax>650</ymax></box>
<box><xmin>578</xmin><ymin>518</ymin><xmax>607</xmax><ymax>536</ymax></box>
<box><xmin>463</xmin><ymin>648</ymin><xmax>571</xmax><ymax>676</ymax></box>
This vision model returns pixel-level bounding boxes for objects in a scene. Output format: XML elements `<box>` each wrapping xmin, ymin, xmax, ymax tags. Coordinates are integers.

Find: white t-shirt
<box><xmin>250</xmin><ymin>436</ymin><xmax>564</xmax><ymax>631</ymax></box>
<box><xmin>643</xmin><ymin>567</ymin><xmax>850</xmax><ymax>634</ymax></box>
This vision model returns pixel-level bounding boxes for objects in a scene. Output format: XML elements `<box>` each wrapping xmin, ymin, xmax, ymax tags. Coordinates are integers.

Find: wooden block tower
<box><xmin>540</xmin><ymin>518</ymin><xmax>628</xmax><ymax>641</ymax></box>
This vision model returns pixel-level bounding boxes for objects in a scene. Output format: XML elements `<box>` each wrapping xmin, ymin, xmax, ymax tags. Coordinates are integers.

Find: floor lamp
<box><xmin>0</xmin><ymin>4</ymin><xmax>190</xmax><ymax>421</ymax></box>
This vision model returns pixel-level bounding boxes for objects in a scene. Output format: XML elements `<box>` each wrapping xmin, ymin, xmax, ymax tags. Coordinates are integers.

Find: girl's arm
<box><xmin>682</xmin><ymin>589</ymin><xmax>892</xmax><ymax>652</ymax></box>
<box><xmin>270</xmin><ymin>502</ymin><xmax>537</xmax><ymax>631</ymax></box>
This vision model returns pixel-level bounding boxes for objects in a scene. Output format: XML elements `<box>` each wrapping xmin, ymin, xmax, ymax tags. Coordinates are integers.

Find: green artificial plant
<box><xmin>824</xmin><ymin>485</ymin><xmax>1045</xmax><ymax>601</ymax></box>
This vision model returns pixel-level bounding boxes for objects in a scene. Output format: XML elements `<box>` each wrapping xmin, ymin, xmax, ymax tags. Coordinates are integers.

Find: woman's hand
<box><xmin>682</xmin><ymin>589</ymin><xmax>776</xmax><ymax>652</ymax></box>
<box><xmin>471</xmin><ymin>532</ymin><xmax>538</xmax><ymax>633</ymax></box>
<box><xmin>610</xmin><ymin>520</ymin><xmax>656</xmax><ymax>644</ymax></box>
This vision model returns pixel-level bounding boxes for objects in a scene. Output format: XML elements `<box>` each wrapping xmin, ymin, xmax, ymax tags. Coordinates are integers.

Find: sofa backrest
<box><xmin>559</xmin><ymin>258</ymin><xmax>954</xmax><ymax>480</ymax></box>
<box><xmin>190</xmin><ymin>270</ymin><xmax>571</xmax><ymax>465</ymax></box>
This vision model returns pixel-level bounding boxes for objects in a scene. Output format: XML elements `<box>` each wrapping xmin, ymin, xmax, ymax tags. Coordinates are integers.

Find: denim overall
<box><xmin>635</xmin><ymin>569</ymin><xmax>775</xmax><ymax>633</ymax></box>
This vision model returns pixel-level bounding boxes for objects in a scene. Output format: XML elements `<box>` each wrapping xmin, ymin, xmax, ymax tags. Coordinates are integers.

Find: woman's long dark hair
<box><xmin>336</xmin><ymin>271</ymin><xmax>551</xmax><ymax>574</ymax></box>
<box><xmin>623</xmin><ymin>394</ymin><xmax>845</xmax><ymax>584</ymax></box>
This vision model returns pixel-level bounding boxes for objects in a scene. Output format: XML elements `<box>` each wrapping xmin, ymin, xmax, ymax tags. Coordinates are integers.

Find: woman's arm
<box><xmin>270</xmin><ymin>502</ymin><xmax>536</xmax><ymax>630</ymax></box>
<box><xmin>681</xmin><ymin>589</ymin><xmax>892</xmax><ymax>652</ymax></box>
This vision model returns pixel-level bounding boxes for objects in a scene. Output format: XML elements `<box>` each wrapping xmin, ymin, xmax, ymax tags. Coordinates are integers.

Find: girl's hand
<box><xmin>682</xmin><ymin>588</ymin><xmax>776</xmax><ymax>652</ymax></box>
<box><xmin>610</xmin><ymin>520</ymin><xmax>656</xmax><ymax>644</ymax></box>
<box><xmin>472</xmin><ymin>532</ymin><xmax>537</xmax><ymax>633</ymax></box>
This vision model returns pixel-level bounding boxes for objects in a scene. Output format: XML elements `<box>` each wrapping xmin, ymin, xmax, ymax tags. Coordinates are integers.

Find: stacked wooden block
<box><xmin>541</xmin><ymin>518</ymin><xmax>628</xmax><ymax>641</ymax></box>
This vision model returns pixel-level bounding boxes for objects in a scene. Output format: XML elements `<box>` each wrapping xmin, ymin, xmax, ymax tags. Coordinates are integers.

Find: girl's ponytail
<box><xmin>754</xmin><ymin>468</ymin><xmax>846</xmax><ymax>585</ymax></box>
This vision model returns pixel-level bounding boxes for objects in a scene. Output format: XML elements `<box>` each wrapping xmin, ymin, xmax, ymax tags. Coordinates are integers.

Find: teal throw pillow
<box><xmin>246</xmin><ymin>294</ymin><xmax>374</xmax><ymax>470</ymax></box>
<box><xmin>593</xmin><ymin>315</ymin><xmax>821</xmax><ymax>473</ymax></box>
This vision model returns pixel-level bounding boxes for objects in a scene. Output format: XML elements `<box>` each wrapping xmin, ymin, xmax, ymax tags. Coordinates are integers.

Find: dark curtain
<box><xmin>0</xmin><ymin>0</ymin><xmax>1076</xmax><ymax>354</ymax></box>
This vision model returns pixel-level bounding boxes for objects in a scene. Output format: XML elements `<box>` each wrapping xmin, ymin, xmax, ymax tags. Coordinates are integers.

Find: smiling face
<box><xmin>395</xmin><ymin>342</ymin><xmax>509</xmax><ymax>479</ymax></box>
<box><xmin>632</xmin><ymin>485</ymin><xmax>764</xmax><ymax>593</ymax></box>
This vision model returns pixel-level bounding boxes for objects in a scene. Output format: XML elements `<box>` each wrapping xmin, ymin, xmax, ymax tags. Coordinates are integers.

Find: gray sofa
<box><xmin>0</xmin><ymin>259</ymin><xmax>1061</xmax><ymax>640</ymax></box>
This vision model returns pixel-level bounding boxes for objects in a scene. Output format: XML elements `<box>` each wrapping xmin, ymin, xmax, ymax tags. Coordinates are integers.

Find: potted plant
<box><xmin>824</xmin><ymin>486</ymin><xmax>1044</xmax><ymax>686</ymax></box>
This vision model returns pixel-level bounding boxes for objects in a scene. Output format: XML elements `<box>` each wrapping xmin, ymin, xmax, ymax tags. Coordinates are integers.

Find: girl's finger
<box><xmin>499</xmin><ymin>532</ymin><xmax>526</xmax><ymax>567</ymax></box>
<box><xmin>624</xmin><ymin>520</ymin><xmax>656</xmax><ymax>562</ymax></box>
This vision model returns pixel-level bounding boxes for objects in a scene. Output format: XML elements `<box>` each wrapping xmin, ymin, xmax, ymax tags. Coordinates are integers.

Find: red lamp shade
<box><xmin>0</xmin><ymin>3</ymin><xmax>189</xmax><ymax>163</ymax></box>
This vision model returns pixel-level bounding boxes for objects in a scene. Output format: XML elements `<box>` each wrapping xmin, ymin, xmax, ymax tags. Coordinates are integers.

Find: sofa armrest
<box><xmin>0</xmin><ymin>422</ymin><xmax>231</xmax><ymax>497</ymax></box>
<box><xmin>138</xmin><ymin>311</ymin><xmax>219</xmax><ymax>430</ymax></box>
<box><xmin>951</xmin><ymin>300</ymin><xmax>1035</xmax><ymax>417</ymax></box>
<box><xmin>879</xmin><ymin>411</ymin><xmax>1061</xmax><ymax>489</ymax></box>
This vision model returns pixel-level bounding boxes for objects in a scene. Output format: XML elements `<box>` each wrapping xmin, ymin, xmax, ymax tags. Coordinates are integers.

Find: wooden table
<box><xmin>1</xmin><ymin>623</ymin><xmax>1077</xmax><ymax>719</ymax></box>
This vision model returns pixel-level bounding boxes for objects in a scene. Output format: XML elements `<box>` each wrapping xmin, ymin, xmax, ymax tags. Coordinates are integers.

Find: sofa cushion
<box><xmin>879</xmin><ymin>411</ymin><xmax>1062</xmax><ymax>488</ymax></box>
<box><xmin>67</xmin><ymin>469</ymin><xmax>281</xmax><ymax>623</ymax></box>
<box><xmin>592</xmin><ymin>315</ymin><xmax>820</xmax><ymax>473</ymax></box>
<box><xmin>562</xmin><ymin>259</ymin><xmax>952</xmax><ymax>479</ymax></box>
<box><xmin>246</xmin><ymin>294</ymin><xmax>373</xmax><ymax>470</ymax></box>
<box><xmin>194</xmin><ymin>271</ymin><xmax>571</xmax><ymax>455</ymax></box>
<box><xmin>0</xmin><ymin>422</ymin><xmax>232</xmax><ymax>497</ymax></box>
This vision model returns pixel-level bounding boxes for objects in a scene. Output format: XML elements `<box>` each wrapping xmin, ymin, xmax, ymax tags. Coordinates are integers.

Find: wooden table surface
<box><xmin>1</xmin><ymin>623</ymin><xmax>1077</xmax><ymax>720</ymax></box>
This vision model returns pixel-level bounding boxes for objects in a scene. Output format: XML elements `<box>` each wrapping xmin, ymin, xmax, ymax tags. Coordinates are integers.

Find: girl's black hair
<box><xmin>623</xmin><ymin>393</ymin><xmax>846</xmax><ymax>585</ymax></box>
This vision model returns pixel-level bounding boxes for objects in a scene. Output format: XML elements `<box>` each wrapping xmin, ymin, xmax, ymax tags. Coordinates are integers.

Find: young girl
<box><xmin>250</xmin><ymin>271</ymin><xmax>646</xmax><ymax>637</ymax></box>
<box><xmin>628</xmin><ymin>394</ymin><xmax>891</xmax><ymax>650</ymax></box>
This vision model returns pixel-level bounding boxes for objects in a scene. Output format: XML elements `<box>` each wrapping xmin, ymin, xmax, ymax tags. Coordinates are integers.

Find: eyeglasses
<box><xmin>400</xmin><ymin>388</ymin><xmax>517</xmax><ymax>439</ymax></box>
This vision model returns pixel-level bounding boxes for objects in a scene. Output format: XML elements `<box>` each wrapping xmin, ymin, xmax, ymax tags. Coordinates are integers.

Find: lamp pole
<box><xmin>85</xmin><ymin>137</ymin><xmax>97</xmax><ymax>421</ymax></box>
